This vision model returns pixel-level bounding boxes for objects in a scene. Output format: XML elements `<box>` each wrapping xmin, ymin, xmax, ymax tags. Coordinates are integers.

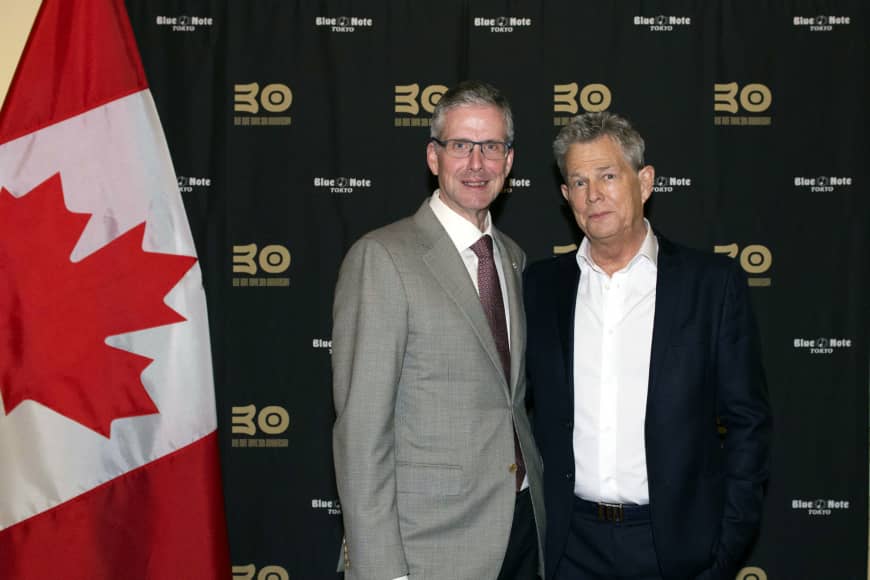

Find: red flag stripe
<box><xmin>0</xmin><ymin>0</ymin><xmax>148</xmax><ymax>146</ymax></box>
<box><xmin>0</xmin><ymin>433</ymin><xmax>231</xmax><ymax>579</ymax></box>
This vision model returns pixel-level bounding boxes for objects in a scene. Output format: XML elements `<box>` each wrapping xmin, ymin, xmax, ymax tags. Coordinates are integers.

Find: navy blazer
<box><xmin>524</xmin><ymin>236</ymin><xmax>771</xmax><ymax>580</ymax></box>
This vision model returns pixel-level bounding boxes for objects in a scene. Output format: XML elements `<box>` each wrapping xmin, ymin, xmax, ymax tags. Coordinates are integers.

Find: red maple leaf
<box><xmin>0</xmin><ymin>173</ymin><xmax>197</xmax><ymax>437</ymax></box>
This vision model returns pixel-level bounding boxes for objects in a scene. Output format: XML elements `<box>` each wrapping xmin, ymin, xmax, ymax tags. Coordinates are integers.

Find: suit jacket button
<box><xmin>565</xmin><ymin>421</ymin><xmax>573</xmax><ymax>429</ymax></box>
<box><xmin>509</xmin><ymin>463</ymin><xmax>518</xmax><ymax>473</ymax></box>
<box><xmin>566</xmin><ymin>472</ymin><xmax>574</xmax><ymax>480</ymax></box>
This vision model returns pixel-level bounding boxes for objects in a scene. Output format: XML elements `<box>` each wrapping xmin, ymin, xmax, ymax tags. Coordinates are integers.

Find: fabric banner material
<box><xmin>0</xmin><ymin>0</ymin><xmax>230</xmax><ymax>577</ymax></box>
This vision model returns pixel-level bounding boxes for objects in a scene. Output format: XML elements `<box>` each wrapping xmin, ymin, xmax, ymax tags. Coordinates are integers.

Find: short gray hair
<box><xmin>430</xmin><ymin>80</ymin><xmax>514</xmax><ymax>143</ymax></box>
<box><xmin>553</xmin><ymin>112</ymin><xmax>645</xmax><ymax>178</ymax></box>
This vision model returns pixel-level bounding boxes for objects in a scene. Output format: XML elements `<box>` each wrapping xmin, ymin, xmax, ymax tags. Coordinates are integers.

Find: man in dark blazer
<box><xmin>524</xmin><ymin>112</ymin><xmax>771</xmax><ymax>580</ymax></box>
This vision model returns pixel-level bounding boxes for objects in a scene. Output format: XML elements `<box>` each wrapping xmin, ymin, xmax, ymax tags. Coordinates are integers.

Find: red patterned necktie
<box><xmin>470</xmin><ymin>234</ymin><xmax>526</xmax><ymax>491</ymax></box>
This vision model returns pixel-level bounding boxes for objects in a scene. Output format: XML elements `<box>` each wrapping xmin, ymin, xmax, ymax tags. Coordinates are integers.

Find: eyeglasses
<box><xmin>430</xmin><ymin>137</ymin><xmax>513</xmax><ymax>160</ymax></box>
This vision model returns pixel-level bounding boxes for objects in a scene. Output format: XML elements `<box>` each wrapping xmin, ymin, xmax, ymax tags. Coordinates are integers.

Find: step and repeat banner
<box><xmin>124</xmin><ymin>1</ymin><xmax>868</xmax><ymax>578</ymax></box>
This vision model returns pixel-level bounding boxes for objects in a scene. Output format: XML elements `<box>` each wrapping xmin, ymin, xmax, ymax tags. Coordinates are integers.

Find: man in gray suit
<box><xmin>332</xmin><ymin>81</ymin><xmax>545</xmax><ymax>580</ymax></box>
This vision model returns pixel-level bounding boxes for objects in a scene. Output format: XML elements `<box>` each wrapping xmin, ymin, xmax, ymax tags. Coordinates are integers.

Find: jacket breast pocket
<box><xmin>396</xmin><ymin>462</ymin><xmax>462</xmax><ymax>496</ymax></box>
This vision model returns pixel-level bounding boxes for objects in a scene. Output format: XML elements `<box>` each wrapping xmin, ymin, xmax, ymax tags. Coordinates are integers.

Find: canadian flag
<box><xmin>0</xmin><ymin>1</ymin><xmax>231</xmax><ymax>578</ymax></box>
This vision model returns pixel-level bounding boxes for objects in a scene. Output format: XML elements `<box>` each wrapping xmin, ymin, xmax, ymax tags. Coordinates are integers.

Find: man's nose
<box><xmin>466</xmin><ymin>144</ymin><xmax>485</xmax><ymax>169</ymax></box>
<box><xmin>586</xmin><ymin>180</ymin><xmax>604</xmax><ymax>202</ymax></box>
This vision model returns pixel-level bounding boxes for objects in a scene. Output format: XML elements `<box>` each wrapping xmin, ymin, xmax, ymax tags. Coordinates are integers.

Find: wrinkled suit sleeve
<box><xmin>700</xmin><ymin>262</ymin><xmax>772</xmax><ymax>579</ymax></box>
<box><xmin>332</xmin><ymin>237</ymin><xmax>409</xmax><ymax>580</ymax></box>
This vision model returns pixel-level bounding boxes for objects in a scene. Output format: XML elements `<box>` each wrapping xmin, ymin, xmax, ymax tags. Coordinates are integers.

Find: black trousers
<box><xmin>554</xmin><ymin>496</ymin><xmax>663</xmax><ymax>580</ymax></box>
<box><xmin>496</xmin><ymin>488</ymin><xmax>540</xmax><ymax>580</ymax></box>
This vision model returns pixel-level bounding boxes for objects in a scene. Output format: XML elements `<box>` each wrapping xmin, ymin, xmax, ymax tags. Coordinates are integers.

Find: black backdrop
<box><xmin>124</xmin><ymin>2</ymin><xmax>869</xmax><ymax>579</ymax></box>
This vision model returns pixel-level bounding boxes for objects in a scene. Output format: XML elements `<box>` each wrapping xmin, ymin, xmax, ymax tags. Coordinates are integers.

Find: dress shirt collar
<box><xmin>576</xmin><ymin>218</ymin><xmax>658</xmax><ymax>274</ymax></box>
<box><xmin>429</xmin><ymin>189</ymin><xmax>493</xmax><ymax>252</ymax></box>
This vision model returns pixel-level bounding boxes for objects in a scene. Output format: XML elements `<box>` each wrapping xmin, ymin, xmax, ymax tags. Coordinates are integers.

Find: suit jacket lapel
<box><xmin>557</xmin><ymin>255</ymin><xmax>581</xmax><ymax>392</ymax></box>
<box><xmin>648</xmin><ymin>236</ymin><xmax>684</xmax><ymax>401</ymax></box>
<box><xmin>493</xmin><ymin>231</ymin><xmax>523</xmax><ymax>398</ymax></box>
<box><xmin>414</xmin><ymin>202</ymin><xmax>510</xmax><ymax>397</ymax></box>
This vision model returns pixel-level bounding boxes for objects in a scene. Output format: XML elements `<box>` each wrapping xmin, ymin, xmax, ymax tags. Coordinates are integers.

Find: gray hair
<box><xmin>430</xmin><ymin>80</ymin><xmax>514</xmax><ymax>143</ymax></box>
<box><xmin>553</xmin><ymin>112</ymin><xmax>645</xmax><ymax>178</ymax></box>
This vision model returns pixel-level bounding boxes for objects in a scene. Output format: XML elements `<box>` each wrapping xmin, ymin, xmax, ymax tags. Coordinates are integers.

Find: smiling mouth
<box><xmin>462</xmin><ymin>179</ymin><xmax>489</xmax><ymax>188</ymax></box>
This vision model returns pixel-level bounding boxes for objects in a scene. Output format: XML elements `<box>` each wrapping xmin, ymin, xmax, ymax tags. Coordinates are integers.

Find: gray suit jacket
<box><xmin>332</xmin><ymin>200</ymin><xmax>545</xmax><ymax>580</ymax></box>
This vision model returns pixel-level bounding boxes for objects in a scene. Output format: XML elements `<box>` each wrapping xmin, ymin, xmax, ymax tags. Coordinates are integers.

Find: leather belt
<box><xmin>573</xmin><ymin>496</ymin><xmax>650</xmax><ymax>523</ymax></box>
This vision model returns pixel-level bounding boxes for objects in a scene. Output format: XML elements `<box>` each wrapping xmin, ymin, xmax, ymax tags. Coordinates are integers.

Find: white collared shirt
<box><xmin>572</xmin><ymin>220</ymin><xmax>658</xmax><ymax>504</ymax></box>
<box><xmin>429</xmin><ymin>190</ymin><xmax>511</xmax><ymax>343</ymax></box>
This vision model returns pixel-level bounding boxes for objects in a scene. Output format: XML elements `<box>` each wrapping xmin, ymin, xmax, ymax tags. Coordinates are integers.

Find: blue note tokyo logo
<box><xmin>793</xmin><ymin>175</ymin><xmax>852</xmax><ymax>192</ymax></box>
<box><xmin>313</xmin><ymin>176</ymin><xmax>372</xmax><ymax>194</ymax></box>
<box><xmin>315</xmin><ymin>16</ymin><xmax>374</xmax><ymax>32</ymax></box>
<box><xmin>473</xmin><ymin>16</ymin><xmax>533</xmax><ymax>33</ymax></box>
<box><xmin>792</xmin><ymin>337</ymin><xmax>852</xmax><ymax>355</ymax></box>
<box><xmin>155</xmin><ymin>15</ymin><xmax>214</xmax><ymax>32</ymax></box>
<box><xmin>793</xmin><ymin>15</ymin><xmax>850</xmax><ymax>31</ymax></box>
<box><xmin>633</xmin><ymin>14</ymin><xmax>692</xmax><ymax>32</ymax></box>
<box><xmin>791</xmin><ymin>498</ymin><xmax>850</xmax><ymax>516</ymax></box>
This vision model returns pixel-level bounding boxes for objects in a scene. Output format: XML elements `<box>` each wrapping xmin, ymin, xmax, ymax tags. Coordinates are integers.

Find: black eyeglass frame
<box><xmin>429</xmin><ymin>137</ymin><xmax>514</xmax><ymax>159</ymax></box>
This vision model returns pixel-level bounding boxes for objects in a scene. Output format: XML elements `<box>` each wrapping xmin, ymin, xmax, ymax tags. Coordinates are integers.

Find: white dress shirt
<box><xmin>429</xmin><ymin>190</ymin><xmax>511</xmax><ymax>342</ymax></box>
<box><xmin>572</xmin><ymin>220</ymin><xmax>658</xmax><ymax>505</ymax></box>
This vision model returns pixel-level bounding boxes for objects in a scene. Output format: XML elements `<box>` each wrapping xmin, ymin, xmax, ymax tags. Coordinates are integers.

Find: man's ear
<box><xmin>503</xmin><ymin>147</ymin><xmax>514</xmax><ymax>175</ymax></box>
<box><xmin>426</xmin><ymin>141</ymin><xmax>439</xmax><ymax>175</ymax></box>
<box><xmin>638</xmin><ymin>165</ymin><xmax>655</xmax><ymax>204</ymax></box>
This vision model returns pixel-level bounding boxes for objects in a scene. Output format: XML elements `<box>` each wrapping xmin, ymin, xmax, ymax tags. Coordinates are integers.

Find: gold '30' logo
<box><xmin>231</xmin><ymin>404</ymin><xmax>290</xmax><ymax>436</ymax></box>
<box><xmin>553</xmin><ymin>83</ymin><xmax>612</xmax><ymax>114</ymax></box>
<box><xmin>234</xmin><ymin>83</ymin><xmax>293</xmax><ymax>114</ymax></box>
<box><xmin>232</xmin><ymin>244</ymin><xmax>291</xmax><ymax>275</ymax></box>
<box><xmin>713</xmin><ymin>83</ymin><xmax>771</xmax><ymax>113</ymax></box>
<box><xmin>394</xmin><ymin>83</ymin><xmax>448</xmax><ymax>115</ymax></box>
